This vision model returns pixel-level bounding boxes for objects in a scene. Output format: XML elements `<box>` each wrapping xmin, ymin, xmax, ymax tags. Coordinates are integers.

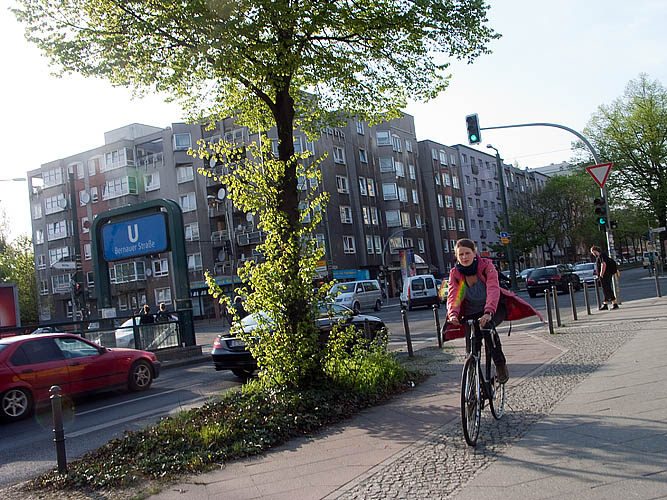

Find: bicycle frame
<box><xmin>465</xmin><ymin>319</ymin><xmax>494</xmax><ymax>401</ymax></box>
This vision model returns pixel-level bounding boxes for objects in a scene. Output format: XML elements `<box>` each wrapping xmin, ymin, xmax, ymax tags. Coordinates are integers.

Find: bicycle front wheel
<box><xmin>461</xmin><ymin>356</ymin><xmax>481</xmax><ymax>446</ymax></box>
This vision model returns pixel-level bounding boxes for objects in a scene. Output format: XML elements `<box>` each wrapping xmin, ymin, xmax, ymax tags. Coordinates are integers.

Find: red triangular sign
<box><xmin>586</xmin><ymin>162</ymin><xmax>613</xmax><ymax>188</ymax></box>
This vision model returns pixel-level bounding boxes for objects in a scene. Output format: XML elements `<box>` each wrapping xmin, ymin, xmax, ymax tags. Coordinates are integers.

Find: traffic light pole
<box><xmin>480</xmin><ymin>121</ymin><xmax>618</xmax><ymax>298</ymax></box>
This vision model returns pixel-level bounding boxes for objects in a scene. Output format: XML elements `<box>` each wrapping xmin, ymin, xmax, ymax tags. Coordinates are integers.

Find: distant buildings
<box><xmin>27</xmin><ymin>115</ymin><xmax>550</xmax><ymax>323</ymax></box>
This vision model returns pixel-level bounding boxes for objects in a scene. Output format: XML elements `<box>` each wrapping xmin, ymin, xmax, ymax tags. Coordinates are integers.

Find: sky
<box><xmin>1</xmin><ymin>0</ymin><xmax>666</xmax><ymax>241</ymax></box>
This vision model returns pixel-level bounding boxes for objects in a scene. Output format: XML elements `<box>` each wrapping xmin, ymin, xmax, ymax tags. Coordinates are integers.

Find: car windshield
<box><xmin>330</xmin><ymin>283</ymin><xmax>354</xmax><ymax>294</ymax></box>
<box><xmin>530</xmin><ymin>268</ymin><xmax>557</xmax><ymax>278</ymax></box>
<box><xmin>574</xmin><ymin>263</ymin><xmax>595</xmax><ymax>271</ymax></box>
<box><xmin>318</xmin><ymin>304</ymin><xmax>353</xmax><ymax>316</ymax></box>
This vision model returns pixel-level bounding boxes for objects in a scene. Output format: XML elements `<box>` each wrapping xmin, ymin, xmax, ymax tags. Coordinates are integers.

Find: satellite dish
<box><xmin>209</xmin><ymin>156</ymin><xmax>217</xmax><ymax>168</ymax></box>
<box><xmin>246</xmin><ymin>213</ymin><xmax>254</xmax><ymax>222</ymax></box>
<box><xmin>217</xmin><ymin>249</ymin><xmax>227</xmax><ymax>261</ymax></box>
<box><xmin>217</xmin><ymin>188</ymin><xmax>226</xmax><ymax>200</ymax></box>
<box><xmin>57</xmin><ymin>198</ymin><xmax>67</xmax><ymax>209</ymax></box>
<box><xmin>80</xmin><ymin>192</ymin><xmax>90</xmax><ymax>204</ymax></box>
<box><xmin>237</xmin><ymin>224</ymin><xmax>243</xmax><ymax>231</ymax></box>
<box><xmin>145</xmin><ymin>268</ymin><xmax>153</xmax><ymax>277</ymax></box>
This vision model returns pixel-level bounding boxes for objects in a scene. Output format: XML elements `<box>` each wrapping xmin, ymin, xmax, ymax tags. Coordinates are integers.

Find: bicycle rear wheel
<box><xmin>486</xmin><ymin>345</ymin><xmax>506</xmax><ymax>420</ymax></box>
<box><xmin>461</xmin><ymin>356</ymin><xmax>481</xmax><ymax>446</ymax></box>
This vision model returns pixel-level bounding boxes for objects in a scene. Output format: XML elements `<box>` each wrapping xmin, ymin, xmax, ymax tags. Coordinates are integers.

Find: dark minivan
<box><xmin>526</xmin><ymin>265</ymin><xmax>581</xmax><ymax>298</ymax></box>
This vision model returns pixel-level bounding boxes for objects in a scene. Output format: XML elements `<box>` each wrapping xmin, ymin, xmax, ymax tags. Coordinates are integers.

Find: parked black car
<box><xmin>525</xmin><ymin>265</ymin><xmax>582</xmax><ymax>298</ymax></box>
<box><xmin>211</xmin><ymin>304</ymin><xmax>386</xmax><ymax>379</ymax></box>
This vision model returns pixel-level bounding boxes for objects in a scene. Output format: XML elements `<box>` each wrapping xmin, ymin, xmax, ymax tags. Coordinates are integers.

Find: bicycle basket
<box><xmin>442</xmin><ymin>322</ymin><xmax>466</xmax><ymax>341</ymax></box>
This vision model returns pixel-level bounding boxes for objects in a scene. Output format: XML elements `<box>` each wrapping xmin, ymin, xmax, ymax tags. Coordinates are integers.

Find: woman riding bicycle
<box><xmin>446</xmin><ymin>239</ymin><xmax>541</xmax><ymax>384</ymax></box>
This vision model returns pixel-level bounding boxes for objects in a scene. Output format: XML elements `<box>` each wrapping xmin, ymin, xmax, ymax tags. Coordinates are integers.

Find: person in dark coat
<box><xmin>139</xmin><ymin>304</ymin><xmax>155</xmax><ymax>325</ymax></box>
<box><xmin>155</xmin><ymin>302</ymin><xmax>170</xmax><ymax>322</ymax></box>
<box><xmin>591</xmin><ymin>245</ymin><xmax>619</xmax><ymax>310</ymax></box>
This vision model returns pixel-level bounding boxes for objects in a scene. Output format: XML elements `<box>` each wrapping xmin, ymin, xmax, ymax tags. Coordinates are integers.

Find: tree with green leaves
<box><xmin>584</xmin><ymin>74</ymin><xmax>667</xmax><ymax>258</ymax></box>
<box><xmin>13</xmin><ymin>0</ymin><xmax>498</xmax><ymax>387</ymax></box>
<box><xmin>0</xmin><ymin>232</ymin><xmax>38</xmax><ymax>325</ymax></box>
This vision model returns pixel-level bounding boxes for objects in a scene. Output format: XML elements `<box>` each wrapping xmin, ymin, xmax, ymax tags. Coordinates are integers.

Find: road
<box><xmin>0</xmin><ymin>363</ymin><xmax>241</xmax><ymax>487</ymax></box>
<box><xmin>1</xmin><ymin>265</ymin><xmax>663</xmax><ymax>487</ymax></box>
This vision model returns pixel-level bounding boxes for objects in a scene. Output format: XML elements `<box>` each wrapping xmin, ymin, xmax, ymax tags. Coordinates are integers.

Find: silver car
<box><xmin>573</xmin><ymin>262</ymin><xmax>597</xmax><ymax>283</ymax></box>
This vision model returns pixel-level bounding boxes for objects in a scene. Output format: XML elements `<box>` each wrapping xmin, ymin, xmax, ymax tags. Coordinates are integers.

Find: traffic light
<box><xmin>593</xmin><ymin>197</ymin><xmax>608</xmax><ymax>228</ymax></box>
<box><xmin>610</xmin><ymin>220</ymin><xmax>618</xmax><ymax>230</ymax></box>
<box><xmin>465</xmin><ymin>114</ymin><xmax>482</xmax><ymax>145</ymax></box>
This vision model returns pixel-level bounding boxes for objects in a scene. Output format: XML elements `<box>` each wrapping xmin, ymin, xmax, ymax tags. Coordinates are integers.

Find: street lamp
<box><xmin>486</xmin><ymin>144</ymin><xmax>519</xmax><ymax>292</ymax></box>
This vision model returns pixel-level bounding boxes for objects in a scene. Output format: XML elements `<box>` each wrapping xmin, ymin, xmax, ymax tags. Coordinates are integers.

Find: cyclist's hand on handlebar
<box><xmin>479</xmin><ymin>312</ymin><xmax>493</xmax><ymax>328</ymax></box>
<box><xmin>448</xmin><ymin>316</ymin><xmax>460</xmax><ymax>326</ymax></box>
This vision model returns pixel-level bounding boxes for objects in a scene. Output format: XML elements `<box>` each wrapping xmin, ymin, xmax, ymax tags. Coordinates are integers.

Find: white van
<box><xmin>400</xmin><ymin>274</ymin><xmax>439</xmax><ymax>310</ymax></box>
<box><xmin>329</xmin><ymin>280</ymin><xmax>383</xmax><ymax>313</ymax></box>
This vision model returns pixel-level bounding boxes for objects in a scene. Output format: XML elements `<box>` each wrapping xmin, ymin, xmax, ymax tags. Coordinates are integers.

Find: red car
<box><xmin>0</xmin><ymin>333</ymin><xmax>161</xmax><ymax>422</ymax></box>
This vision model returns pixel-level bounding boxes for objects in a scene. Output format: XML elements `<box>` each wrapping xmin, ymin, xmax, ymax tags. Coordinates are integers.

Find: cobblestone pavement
<box><xmin>338</xmin><ymin>319</ymin><xmax>637</xmax><ymax>500</ymax></box>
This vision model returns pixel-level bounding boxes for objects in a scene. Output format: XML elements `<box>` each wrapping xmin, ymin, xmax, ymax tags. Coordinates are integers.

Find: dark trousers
<box><xmin>464</xmin><ymin>302</ymin><xmax>507</xmax><ymax>365</ymax></box>
<box><xmin>601</xmin><ymin>275</ymin><xmax>615</xmax><ymax>302</ymax></box>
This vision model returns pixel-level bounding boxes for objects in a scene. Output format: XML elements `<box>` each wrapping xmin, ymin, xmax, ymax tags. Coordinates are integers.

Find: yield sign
<box><xmin>585</xmin><ymin>162</ymin><xmax>613</xmax><ymax>189</ymax></box>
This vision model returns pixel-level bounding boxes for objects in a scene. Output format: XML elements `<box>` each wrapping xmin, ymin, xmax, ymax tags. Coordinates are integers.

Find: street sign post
<box><xmin>585</xmin><ymin>162</ymin><xmax>613</xmax><ymax>189</ymax></box>
<box><xmin>52</xmin><ymin>261</ymin><xmax>76</xmax><ymax>270</ymax></box>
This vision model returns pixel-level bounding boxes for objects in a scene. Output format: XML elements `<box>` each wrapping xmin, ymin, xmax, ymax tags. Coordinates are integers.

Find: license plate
<box><xmin>537</xmin><ymin>280</ymin><xmax>549</xmax><ymax>284</ymax></box>
<box><xmin>227</xmin><ymin>339</ymin><xmax>247</xmax><ymax>348</ymax></box>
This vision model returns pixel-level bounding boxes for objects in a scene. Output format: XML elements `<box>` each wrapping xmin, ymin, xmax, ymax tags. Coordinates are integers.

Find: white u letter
<box><xmin>128</xmin><ymin>224</ymin><xmax>139</xmax><ymax>243</ymax></box>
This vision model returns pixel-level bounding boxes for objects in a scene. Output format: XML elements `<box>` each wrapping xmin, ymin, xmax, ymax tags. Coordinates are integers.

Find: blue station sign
<box><xmin>102</xmin><ymin>213</ymin><xmax>169</xmax><ymax>261</ymax></box>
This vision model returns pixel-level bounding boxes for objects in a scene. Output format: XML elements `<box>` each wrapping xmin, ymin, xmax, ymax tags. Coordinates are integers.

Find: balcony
<box><xmin>211</xmin><ymin>230</ymin><xmax>230</xmax><ymax>246</ymax></box>
<box><xmin>237</xmin><ymin>230</ymin><xmax>266</xmax><ymax>246</ymax></box>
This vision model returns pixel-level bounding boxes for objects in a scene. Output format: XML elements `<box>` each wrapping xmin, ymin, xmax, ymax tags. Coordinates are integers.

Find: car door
<box><xmin>424</xmin><ymin>277</ymin><xmax>436</xmax><ymax>302</ymax></box>
<box><xmin>54</xmin><ymin>336</ymin><xmax>123</xmax><ymax>394</ymax></box>
<box><xmin>355</xmin><ymin>282</ymin><xmax>366</xmax><ymax>310</ymax></box>
<box><xmin>8</xmin><ymin>338</ymin><xmax>70</xmax><ymax>401</ymax></box>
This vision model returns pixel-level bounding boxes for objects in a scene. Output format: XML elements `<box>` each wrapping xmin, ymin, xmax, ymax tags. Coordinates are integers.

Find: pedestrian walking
<box><xmin>232</xmin><ymin>296</ymin><xmax>248</xmax><ymax>319</ymax></box>
<box><xmin>139</xmin><ymin>304</ymin><xmax>155</xmax><ymax>325</ymax></box>
<box><xmin>590</xmin><ymin>245</ymin><xmax>619</xmax><ymax>310</ymax></box>
<box><xmin>155</xmin><ymin>302</ymin><xmax>170</xmax><ymax>322</ymax></box>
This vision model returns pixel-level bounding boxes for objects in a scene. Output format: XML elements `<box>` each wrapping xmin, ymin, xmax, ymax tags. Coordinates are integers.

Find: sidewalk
<box><xmin>150</xmin><ymin>296</ymin><xmax>667</xmax><ymax>500</ymax></box>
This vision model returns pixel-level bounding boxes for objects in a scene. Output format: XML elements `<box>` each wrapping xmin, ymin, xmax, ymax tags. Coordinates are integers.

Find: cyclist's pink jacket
<box><xmin>447</xmin><ymin>257</ymin><xmax>543</xmax><ymax>323</ymax></box>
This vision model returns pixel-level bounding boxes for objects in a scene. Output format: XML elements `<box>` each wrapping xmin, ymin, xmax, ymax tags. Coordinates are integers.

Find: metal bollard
<box><xmin>544</xmin><ymin>289</ymin><xmax>555</xmax><ymax>335</ymax></box>
<box><xmin>433</xmin><ymin>304</ymin><xmax>442</xmax><ymax>349</ymax></box>
<box><xmin>583</xmin><ymin>281</ymin><xmax>591</xmax><ymax>315</ymax></box>
<box><xmin>569</xmin><ymin>282</ymin><xmax>578</xmax><ymax>321</ymax></box>
<box><xmin>401</xmin><ymin>308</ymin><xmax>414</xmax><ymax>357</ymax></box>
<box><xmin>50</xmin><ymin>385</ymin><xmax>67</xmax><ymax>474</ymax></box>
<box><xmin>655</xmin><ymin>264</ymin><xmax>662</xmax><ymax>298</ymax></box>
<box><xmin>594</xmin><ymin>278</ymin><xmax>601</xmax><ymax>309</ymax></box>
<box><xmin>551</xmin><ymin>285</ymin><xmax>562</xmax><ymax>327</ymax></box>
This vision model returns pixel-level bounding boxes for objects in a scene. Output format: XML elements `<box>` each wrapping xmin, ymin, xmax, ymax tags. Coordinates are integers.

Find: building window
<box><xmin>379</xmin><ymin>157</ymin><xmax>394</xmax><ymax>172</ymax></box>
<box><xmin>435</xmin><ymin>174</ymin><xmax>441</xmax><ymax>186</ymax></box>
<box><xmin>153</xmin><ymin>258</ymin><xmax>169</xmax><ymax>277</ymax></box>
<box><xmin>32</xmin><ymin>203</ymin><xmax>42</xmax><ymax>219</ymax></box>
<box><xmin>102</xmin><ymin>176</ymin><xmax>138</xmax><ymax>200</ymax></box>
<box><xmin>443</xmin><ymin>173</ymin><xmax>451</xmax><ymax>186</ymax></box>
<box><xmin>450</xmin><ymin>240</ymin><xmax>457</xmax><ymax>251</ymax></box>
<box><xmin>88</xmin><ymin>157</ymin><xmax>100</xmax><ymax>176</ymax></box>
<box><xmin>453</xmin><ymin>176</ymin><xmax>460</xmax><ymax>189</ymax></box>
<box><xmin>333</xmin><ymin>146</ymin><xmax>346</xmax><ymax>164</ymax></box>
<box><xmin>406</xmin><ymin>140</ymin><xmax>413</xmax><ymax>153</ymax></box>
<box><xmin>39</xmin><ymin>280</ymin><xmax>48</xmax><ymax>295</ymax></box>
<box><xmin>47</xmin><ymin>220</ymin><xmax>68</xmax><ymax>241</ymax></box>
<box><xmin>448</xmin><ymin>217</ymin><xmax>456</xmax><ymax>230</ymax></box>
<box><xmin>409</xmin><ymin>164</ymin><xmax>416</xmax><ymax>180</ymax></box>
<box><xmin>35</xmin><ymin>229</ymin><xmax>44</xmax><ymax>245</ymax></box>
<box><xmin>471</xmin><ymin>219</ymin><xmax>476</xmax><ymax>228</ymax></box>
<box><xmin>455</xmin><ymin>198</ymin><xmax>463</xmax><ymax>210</ymax></box>
<box><xmin>339</xmin><ymin>205</ymin><xmax>353</xmax><ymax>224</ymax></box>
<box><xmin>443</xmin><ymin>239</ymin><xmax>450</xmax><ymax>253</ymax></box>
<box><xmin>395</xmin><ymin>162</ymin><xmax>405</xmax><ymax>178</ymax></box>
<box><xmin>145</xmin><ymin>172</ymin><xmax>160</xmax><ymax>191</ymax></box>
<box><xmin>431</xmin><ymin>148</ymin><xmax>438</xmax><ymax>160</ymax></box>
<box><xmin>185</xmin><ymin>222</ymin><xmax>199</xmax><ymax>241</ymax></box>
<box><xmin>376</xmin><ymin>130</ymin><xmax>391</xmax><ymax>146</ymax></box>
<box><xmin>415</xmin><ymin>214</ymin><xmax>422</xmax><ymax>227</ymax></box>
<box><xmin>84</xmin><ymin>243</ymin><xmax>91</xmax><ymax>260</ymax></box>
<box><xmin>367</xmin><ymin>179</ymin><xmax>376</xmax><ymax>197</ymax></box>
<box><xmin>438</xmin><ymin>194</ymin><xmax>444</xmax><ymax>208</ymax></box>
<box><xmin>187</xmin><ymin>253</ymin><xmax>203</xmax><ymax>271</ymax></box>
<box><xmin>51</xmin><ymin>273</ymin><xmax>72</xmax><ymax>293</ymax></box>
<box><xmin>315</xmin><ymin>234</ymin><xmax>326</xmax><ymax>251</ymax></box>
<box><xmin>392</xmin><ymin>135</ymin><xmax>403</xmax><ymax>152</ymax></box>
<box><xmin>398</xmin><ymin>186</ymin><xmax>408</xmax><ymax>202</ymax></box>
<box><xmin>356</xmin><ymin>121</ymin><xmax>364</xmax><ymax>134</ymax></box>
<box><xmin>358</xmin><ymin>177</ymin><xmax>367</xmax><ymax>196</ymax></box>
<box><xmin>401</xmin><ymin>212</ymin><xmax>411</xmax><ymax>227</ymax></box>
<box><xmin>45</xmin><ymin>194</ymin><xmax>67</xmax><ymax>215</ymax></box>
<box><xmin>412</xmin><ymin>189</ymin><xmax>419</xmax><ymax>204</ymax></box>
<box><xmin>91</xmin><ymin>186</ymin><xmax>99</xmax><ymax>203</ymax></box>
<box><xmin>370</xmin><ymin>207</ymin><xmax>379</xmax><ymax>225</ymax></box>
<box><xmin>439</xmin><ymin>150</ymin><xmax>448</xmax><ymax>165</ymax></box>
<box><xmin>445</xmin><ymin>195</ymin><xmax>453</xmax><ymax>208</ymax></box>
<box><xmin>362</xmin><ymin>206</ymin><xmax>371</xmax><ymax>225</ymax></box>
<box><xmin>173</xmin><ymin>133</ymin><xmax>192</xmax><ymax>151</ymax></box>
<box><xmin>385</xmin><ymin>209</ymin><xmax>400</xmax><ymax>227</ymax></box>
<box><xmin>366</xmin><ymin>235</ymin><xmax>374</xmax><ymax>255</ymax></box>
<box><xmin>176</xmin><ymin>165</ymin><xmax>194</xmax><ymax>183</ymax></box>
<box><xmin>110</xmin><ymin>261</ymin><xmax>146</xmax><ymax>283</ymax></box>
<box><xmin>382</xmin><ymin>183</ymin><xmax>398</xmax><ymax>200</ymax></box>
<box><xmin>155</xmin><ymin>287</ymin><xmax>172</xmax><ymax>305</ymax></box>
<box><xmin>374</xmin><ymin>235</ymin><xmax>382</xmax><ymax>254</ymax></box>
<box><xmin>179</xmin><ymin>192</ymin><xmax>197</xmax><ymax>212</ymax></box>
<box><xmin>336</xmin><ymin>175</ymin><xmax>349</xmax><ymax>193</ymax></box>
<box><xmin>403</xmin><ymin>237</ymin><xmax>413</xmax><ymax>248</ymax></box>
<box><xmin>343</xmin><ymin>236</ymin><xmax>356</xmax><ymax>254</ymax></box>
<box><xmin>86</xmin><ymin>272</ymin><xmax>94</xmax><ymax>287</ymax></box>
<box><xmin>418</xmin><ymin>239</ymin><xmax>425</xmax><ymax>252</ymax></box>
<box><xmin>81</xmin><ymin>217</ymin><xmax>89</xmax><ymax>234</ymax></box>
<box><xmin>36</xmin><ymin>254</ymin><xmax>46</xmax><ymax>270</ymax></box>
<box><xmin>103</xmin><ymin>148</ymin><xmax>133</xmax><ymax>171</ymax></box>
<box><xmin>359</xmin><ymin>148</ymin><xmax>368</xmax><ymax>163</ymax></box>
<box><xmin>450</xmin><ymin>154</ymin><xmax>456</xmax><ymax>165</ymax></box>
<box><xmin>43</xmin><ymin>168</ymin><xmax>63</xmax><ymax>187</ymax></box>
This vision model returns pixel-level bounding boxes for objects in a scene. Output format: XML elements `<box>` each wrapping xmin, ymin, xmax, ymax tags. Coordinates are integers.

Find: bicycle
<box><xmin>460</xmin><ymin>318</ymin><xmax>506</xmax><ymax>446</ymax></box>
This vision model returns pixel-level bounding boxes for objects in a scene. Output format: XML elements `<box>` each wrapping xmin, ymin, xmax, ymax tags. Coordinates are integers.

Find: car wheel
<box><xmin>374</xmin><ymin>299</ymin><xmax>382</xmax><ymax>312</ymax></box>
<box><xmin>128</xmin><ymin>360</ymin><xmax>153</xmax><ymax>391</ymax></box>
<box><xmin>231</xmin><ymin>368</ymin><xmax>256</xmax><ymax>379</ymax></box>
<box><xmin>1</xmin><ymin>387</ymin><xmax>33</xmax><ymax>422</ymax></box>
<box><xmin>353</xmin><ymin>301</ymin><xmax>361</xmax><ymax>314</ymax></box>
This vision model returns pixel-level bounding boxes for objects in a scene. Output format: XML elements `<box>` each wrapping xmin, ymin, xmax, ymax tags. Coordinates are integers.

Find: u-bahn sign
<box><xmin>102</xmin><ymin>213</ymin><xmax>168</xmax><ymax>261</ymax></box>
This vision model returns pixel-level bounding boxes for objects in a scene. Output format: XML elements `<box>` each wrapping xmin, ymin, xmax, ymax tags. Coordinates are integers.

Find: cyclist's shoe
<box><xmin>599</xmin><ymin>304</ymin><xmax>609</xmax><ymax>310</ymax></box>
<box><xmin>496</xmin><ymin>363</ymin><xmax>509</xmax><ymax>384</ymax></box>
<box><xmin>612</xmin><ymin>304</ymin><xmax>619</xmax><ymax>310</ymax></box>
